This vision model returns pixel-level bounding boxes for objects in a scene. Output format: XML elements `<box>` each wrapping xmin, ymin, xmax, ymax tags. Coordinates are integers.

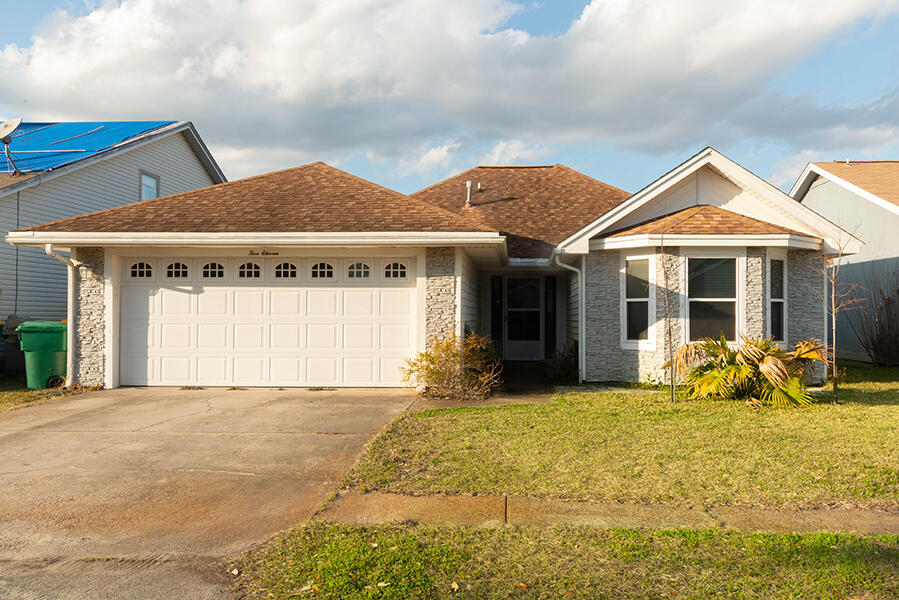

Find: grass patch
<box><xmin>347</xmin><ymin>363</ymin><xmax>899</xmax><ymax>509</ymax></box>
<box><xmin>234</xmin><ymin>523</ymin><xmax>899</xmax><ymax>599</ymax></box>
<box><xmin>0</xmin><ymin>374</ymin><xmax>90</xmax><ymax>412</ymax></box>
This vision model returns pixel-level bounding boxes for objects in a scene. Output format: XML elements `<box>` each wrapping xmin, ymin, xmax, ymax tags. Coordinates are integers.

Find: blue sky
<box><xmin>2</xmin><ymin>1</ymin><xmax>899</xmax><ymax>194</ymax></box>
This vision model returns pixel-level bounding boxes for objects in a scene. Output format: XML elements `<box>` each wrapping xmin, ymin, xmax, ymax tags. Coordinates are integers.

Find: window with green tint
<box><xmin>625</xmin><ymin>258</ymin><xmax>650</xmax><ymax>340</ymax></box>
<box><xmin>688</xmin><ymin>257</ymin><xmax>736</xmax><ymax>341</ymax></box>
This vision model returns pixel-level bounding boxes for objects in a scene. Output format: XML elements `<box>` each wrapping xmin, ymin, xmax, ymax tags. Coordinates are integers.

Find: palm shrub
<box><xmin>673</xmin><ymin>336</ymin><xmax>827</xmax><ymax>407</ymax></box>
<box><xmin>402</xmin><ymin>332</ymin><xmax>502</xmax><ymax>402</ymax></box>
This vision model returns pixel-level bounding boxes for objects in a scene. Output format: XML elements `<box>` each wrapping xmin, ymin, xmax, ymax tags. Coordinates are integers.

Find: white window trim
<box><xmin>620</xmin><ymin>252</ymin><xmax>656</xmax><ymax>350</ymax></box>
<box><xmin>680</xmin><ymin>249</ymin><xmax>746</xmax><ymax>345</ymax></box>
<box><xmin>767</xmin><ymin>249</ymin><xmax>788</xmax><ymax>344</ymax></box>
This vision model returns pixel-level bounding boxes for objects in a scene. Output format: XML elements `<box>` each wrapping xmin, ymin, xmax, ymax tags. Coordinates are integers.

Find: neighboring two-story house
<box><xmin>791</xmin><ymin>161</ymin><xmax>899</xmax><ymax>361</ymax></box>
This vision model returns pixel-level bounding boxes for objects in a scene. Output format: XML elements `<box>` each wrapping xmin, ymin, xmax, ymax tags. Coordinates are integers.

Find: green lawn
<box><xmin>234</xmin><ymin>523</ymin><xmax>899</xmax><ymax>599</ymax></box>
<box><xmin>0</xmin><ymin>374</ymin><xmax>87</xmax><ymax>412</ymax></box>
<box><xmin>347</xmin><ymin>362</ymin><xmax>899</xmax><ymax>509</ymax></box>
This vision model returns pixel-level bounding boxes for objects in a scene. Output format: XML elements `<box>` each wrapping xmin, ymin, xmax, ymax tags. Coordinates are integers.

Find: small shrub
<box><xmin>673</xmin><ymin>336</ymin><xmax>827</xmax><ymax>408</ymax></box>
<box><xmin>542</xmin><ymin>341</ymin><xmax>579</xmax><ymax>384</ymax></box>
<box><xmin>402</xmin><ymin>332</ymin><xmax>502</xmax><ymax>402</ymax></box>
<box><xmin>848</xmin><ymin>284</ymin><xmax>899</xmax><ymax>366</ymax></box>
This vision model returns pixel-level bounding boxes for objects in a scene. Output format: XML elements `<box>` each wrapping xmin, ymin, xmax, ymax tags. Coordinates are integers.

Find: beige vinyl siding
<box><xmin>459</xmin><ymin>249</ymin><xmax>480</xmax><ymax>334</ymax></box>
<box><xmin>567</xmin><ymin>270</ymin><xmax>579</xmax><ymax>341</ymax></box>
<box><xmin>0</xmin><ymin>132</ymin><xmax>214</xmax><ymax>320</ymax></box>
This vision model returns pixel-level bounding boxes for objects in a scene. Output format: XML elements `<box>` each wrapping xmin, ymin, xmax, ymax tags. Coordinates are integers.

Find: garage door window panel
<box><xmin>129</xmin><ymin>261</ymin><xmax>154</xmax><ymax>279</ymax></box>
<box><xmin>311</xmin><ymin>262</ymin><xmax>334</xmax><ymax>280</ymax></box>
<box><xmin>202</xmin><ymin>262</ymin><xmax>225</xmax><ymax>280</ymax></box>
<box><xmin>238</xmin><ymin>262</ymin><xmax>261</xmax><ymax>279</ymax></box>
<box><xmin>384</xmin><ymin>262</ymin><xmax>407</xmax><ymax>279</ymax></box>
<box><xmin>166</xmin><ymin>261</ymin><xmax>190</xmax><ymax>280</ymax></box>
<box><xmin>347</xmin><ymin>261</ymin><xmax>371</xmax><ymax>280</ymax></box>
<box><xmin>274</xmin><ymin>261</ymin><xmax>298</xmax><ymax>280</ymax></box>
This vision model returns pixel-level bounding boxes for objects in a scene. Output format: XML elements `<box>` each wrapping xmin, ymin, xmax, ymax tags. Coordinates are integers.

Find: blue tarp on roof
<box><xmin>2</xmin><ymin>121</ymin><xmax>176</xmax><ymax>173</ymax></box>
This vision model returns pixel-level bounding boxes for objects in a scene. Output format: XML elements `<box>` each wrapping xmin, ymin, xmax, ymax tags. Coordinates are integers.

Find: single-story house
<box><xmin>791</xmin><ymin>160</ymin><xmax>899</xmax><ymax>361</ymax></box>
<box><xmin>0</xmin><ymin>120</ymin><xmax>225</xmax><ymax>327</ymax></box>
<box><xmin>6</xmin><ymin>147</ymin><xmax>860</xmax><ymax>388</ymax></box>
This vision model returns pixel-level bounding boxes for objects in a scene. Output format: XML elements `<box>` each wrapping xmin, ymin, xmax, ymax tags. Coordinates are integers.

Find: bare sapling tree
<box><xmin>659</xmin><ymin>228</ymin><xmax>678</xmax><ymax>402</ymax></box>
<box><xmin>810</xmin><ymin>239</ymin><xmax>864</xmax><ymax>401</ymax></box>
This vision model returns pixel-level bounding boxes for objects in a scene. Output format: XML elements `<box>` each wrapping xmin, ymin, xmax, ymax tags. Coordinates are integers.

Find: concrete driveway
<box><xmin>0</xmin><ymin>386</ymin><xmax>411</xmax><ymax>599</ymax></box>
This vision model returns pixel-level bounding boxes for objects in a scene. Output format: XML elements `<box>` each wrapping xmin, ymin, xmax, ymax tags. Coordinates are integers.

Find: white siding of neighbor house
<box><xmin>0</xmin><ymin>132</ymin><xmax>215</xmax><ymax>321</ymax></box>
<box><xmin>567</xmin><ymin>269</ymin><xmax>578</xmax><ymax>341</ymax></box>
<box><xmin>457</xmin><ymin>248</ymin><xmax>480</xmax><ymax>334</ymax></box>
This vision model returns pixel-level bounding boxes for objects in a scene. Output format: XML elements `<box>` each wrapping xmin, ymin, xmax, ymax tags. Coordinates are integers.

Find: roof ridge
<box><xmin>816</xmin><ymin>160</ymin><xmax>899</xmax><ymax>164</ymax></box>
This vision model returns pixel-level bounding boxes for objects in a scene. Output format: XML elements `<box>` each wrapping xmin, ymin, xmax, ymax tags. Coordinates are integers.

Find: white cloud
<box><xmin>480</xmin><ymin>139</ymin><xmax>549</xmax><ymax>164</ymax></box>
<box><xmin>1</xmin><ymin>0</ymin><xmax>898</xmax><ymax>180</ymax></box>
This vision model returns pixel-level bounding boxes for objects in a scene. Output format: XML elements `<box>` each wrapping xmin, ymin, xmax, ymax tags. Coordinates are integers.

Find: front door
<box><xmin>504</xmin><ymin>276</ymin><xmax>544</xmax><ymax>360</ymax></box>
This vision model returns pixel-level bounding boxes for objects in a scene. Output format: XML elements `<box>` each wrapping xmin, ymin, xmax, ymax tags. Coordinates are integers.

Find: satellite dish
<box><xmin>0</xmin><ymin>117</ymin><xmax>22</xmax><ymax>142</ymax></box>
<box><xmin>1</xmin><ymin>117</ymin><xmax>24</xmax><ymax>175</ymax></box>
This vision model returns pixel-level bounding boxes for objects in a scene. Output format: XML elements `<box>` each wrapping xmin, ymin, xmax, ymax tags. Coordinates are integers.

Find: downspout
<box><xmin>552</xmin><ymin>249</ymin><xmax>585</xmax><ymax>383</ymax></box>
<box><xmin>44</xmin><ymin>244</ymin><xmax>78</xmax><ymax>388</ymax></box>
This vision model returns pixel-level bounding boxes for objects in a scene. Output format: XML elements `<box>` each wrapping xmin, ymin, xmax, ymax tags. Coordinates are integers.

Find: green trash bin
<box><xmin>18</xmin><ymin>321</ymin><xmax>67</xmax><ymax>390</ymax></box>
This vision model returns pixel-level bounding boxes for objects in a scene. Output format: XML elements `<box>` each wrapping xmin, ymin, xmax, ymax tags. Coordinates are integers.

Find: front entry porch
<box><xmin>484</xmin><ymin>273</ymin><xmax>568</xmax><ymax>361</ymax></box>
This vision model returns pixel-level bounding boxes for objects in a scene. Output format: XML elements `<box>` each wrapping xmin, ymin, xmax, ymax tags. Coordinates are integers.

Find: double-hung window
<box><xmin>621</xmin><ymin>255</ymin><xmax>654</xmax><ymax>347</ymax></box>
<box><xmin>769</xmin><ymin>254</ymin><xmax>786</xmax><ymax>342</ymax></box>
<box><xmin>140</xmin><ymin>172</ymin><xmax>159</xmax><ymax>201</ymax></box>
<box><xmin>687</xmin><ymin>257</ymin><xmax>737</xmax><ymax>341</ymax></box>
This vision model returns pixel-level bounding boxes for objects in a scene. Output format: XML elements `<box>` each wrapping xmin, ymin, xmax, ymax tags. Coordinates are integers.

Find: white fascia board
<box><xmin>0</xmin><ymin>122</ymin><xmax>200</xmax><ymax>198</ymax></box>
<box><xmin>6</xmin><ymin>230</ymin><xmax>506</xmax><ymax>249</ymax></box>
<box><xmin>792</xmin><ymin>163</ymin><xmax>899</xmax><ymax>220</ymax></box>
<box><xmin>557</xmin><ymin>148</ymin><xmax>717</xmax><ymax>253</ymax></box>
<box><xmin>590</xmin><ymin>233</ymin><xmax>822</xmax><ymax>251</ymax></box>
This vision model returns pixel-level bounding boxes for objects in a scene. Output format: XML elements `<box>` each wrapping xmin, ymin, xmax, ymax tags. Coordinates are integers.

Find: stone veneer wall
<box><xmin>585</xmin><ymin>247</ymin><xmax>773</xmax><ymax>383</ymax></box>
<box><xmin>425</xmin><ymin>247</ymin><xmax>457</xmax><ymax>343</ymax></box>
<box><xmin>73</xmin><ymin>247</ymin><xmax>106</xmax><ymax>386</ymax></box>
<box><xmin>787</xmin><ymin>249</ymin><xmax>827</xmax><ymax>382</ymax></box>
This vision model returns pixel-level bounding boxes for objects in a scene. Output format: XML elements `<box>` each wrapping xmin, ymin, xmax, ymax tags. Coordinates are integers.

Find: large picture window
<box><xmin>688</xmin><ymin>257</ymin><xmax>736</xmax><ymax>341</ymax></box>
<box><xmin>770</xmin><ymin>256</ymin><xmax>785</xmax><ymax>342</ymax></box>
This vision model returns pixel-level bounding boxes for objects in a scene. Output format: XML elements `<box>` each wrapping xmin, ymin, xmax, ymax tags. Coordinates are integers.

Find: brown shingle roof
<box><xmin>605</xmin><ymin>205</ymin><xmax>809</xmax><ymax>237</ymax></box>
<box><xmin>409</xmin><ymin>165</ymin><xmax>631</xmax><ymax>258</ymax></box>
<box><xmin>20</xmin><ymin>162</ymin><xmax>492</xmax><ymax>234</ymax></box>
<box><xmin>812</xmin><ymin>161</ymin><xmax>899</xmax><ymax>209</ymax></box>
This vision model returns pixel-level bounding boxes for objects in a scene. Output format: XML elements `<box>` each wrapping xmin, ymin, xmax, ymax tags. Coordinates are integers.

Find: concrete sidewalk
<box><xmin>317</xmin><ymin>491</ymin><xmax>899</xmax><ymax>535</ymax></box>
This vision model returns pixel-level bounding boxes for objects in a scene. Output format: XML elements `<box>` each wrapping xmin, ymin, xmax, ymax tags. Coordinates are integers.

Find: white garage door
<box><xmin>120</xmin><ymin>257</ymin><xmax>417</xmax><ymax>386</ymax></box>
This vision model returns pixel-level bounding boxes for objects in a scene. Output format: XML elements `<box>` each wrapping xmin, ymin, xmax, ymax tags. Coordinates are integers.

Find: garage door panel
<box><xmin>198</xmin><ymin>290</ymin><xmax>229</xmax><ymax>315</ymax></box>
<box><xmin>270</xmin><ymin>324</ymin><xmax>302</xmax><ymax>349</ymax></box>
<box><xmin>234</xmin><ymin>356</ymin><xmax>266</xmax><ymax>383</ymax></box>
<box><xmin>271</xmin><ymin>290</ymin><xmax>302</xmax><ymax>315</ymax></box>
<box><xmin>343</xmin><ymin>323</ymin><xmax>374</xmax><ymax>349</ymax></box>
<box><xmin>343</xmin><ymin>290</ymin><xmax>375</xmax><ymax>316</ymax></box>
<box><xmin>160</xmin><ymin>288</ymin><xmax>192</xmax><ymax>315</ymax></box>
<box><xmin>160</xmin><ymin>356</ymin><xmax>192</xmax><ymax>382</ymax></box>
<box><xmin>234</xmin><ymin>323</ymin><xmax>266</xmax><ymax>349</ymax></box>
<box><xmin>197</xmin><ymin>323</ymin><xmax>228</xmax><ymax>348</ymax></box>
<box><xmin>161</xmin><ymin>323</ymin><xmax>192</xmax><ymax>348</ymax></box>
<box><xmin>123</xmin><ymin>288</ymin><xmax>155</xmax><ymax>318</ymax></box>
<box><xmin>380</xmin><ymin>324</ymin><xmax>411</xmax><ymax>349</ymax></box>
<box><xmin>271</xmin><ymin>357</ymin><xmax>302</xmax><ymax>382</ymax></box>
<box><xmin>121</xmin><ymin>257</ymin><xmax>417</xmax><ymax>386</ymax></box>
<box><xmin>380</xmin><ymin>358</ymin><xmax>406</xmax><ymax>385</ymax></box>
<box><xmin>235</xmin><ymin>290</ymin><xmax>265</xmax><ymax>315</ymax></box>
<box><xmin>307</xmin><ymin>357</ymin><xmax>338</xmax><ymax>385</ymax></box>
<box><xmin>122</xmin><ymin>321</ymin><xmax>152</xmax><ymax>351</ymax></box>
<box><xmin>307</xmin><ymin>290</ymin><xmax>337</xmax><ymax>316</ymax></box>
<box><xmin>198</xmin><ymin>356</ymin><xmax>229</xmax><ymax>382</ymax></box>
<box><xmin>307</xmin><ymin>323</ymin><xmax>338</xmax><ymax>349</ymax></box>
<box><xmin>343</xmin><ymin>357</ymin><xmax>374</xmax><ymax>384</ymax></box>
<box><xmin>380</xmin><ymin>290</ymin><xmax>411</xmax><ymax>315</ymax></box>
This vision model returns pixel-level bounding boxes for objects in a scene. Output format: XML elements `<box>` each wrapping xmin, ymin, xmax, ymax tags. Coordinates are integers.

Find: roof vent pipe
<box><xmin>465</xmin><ymin>180</ymin><xmax>473</xmax><ymax>209</ymax></box>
